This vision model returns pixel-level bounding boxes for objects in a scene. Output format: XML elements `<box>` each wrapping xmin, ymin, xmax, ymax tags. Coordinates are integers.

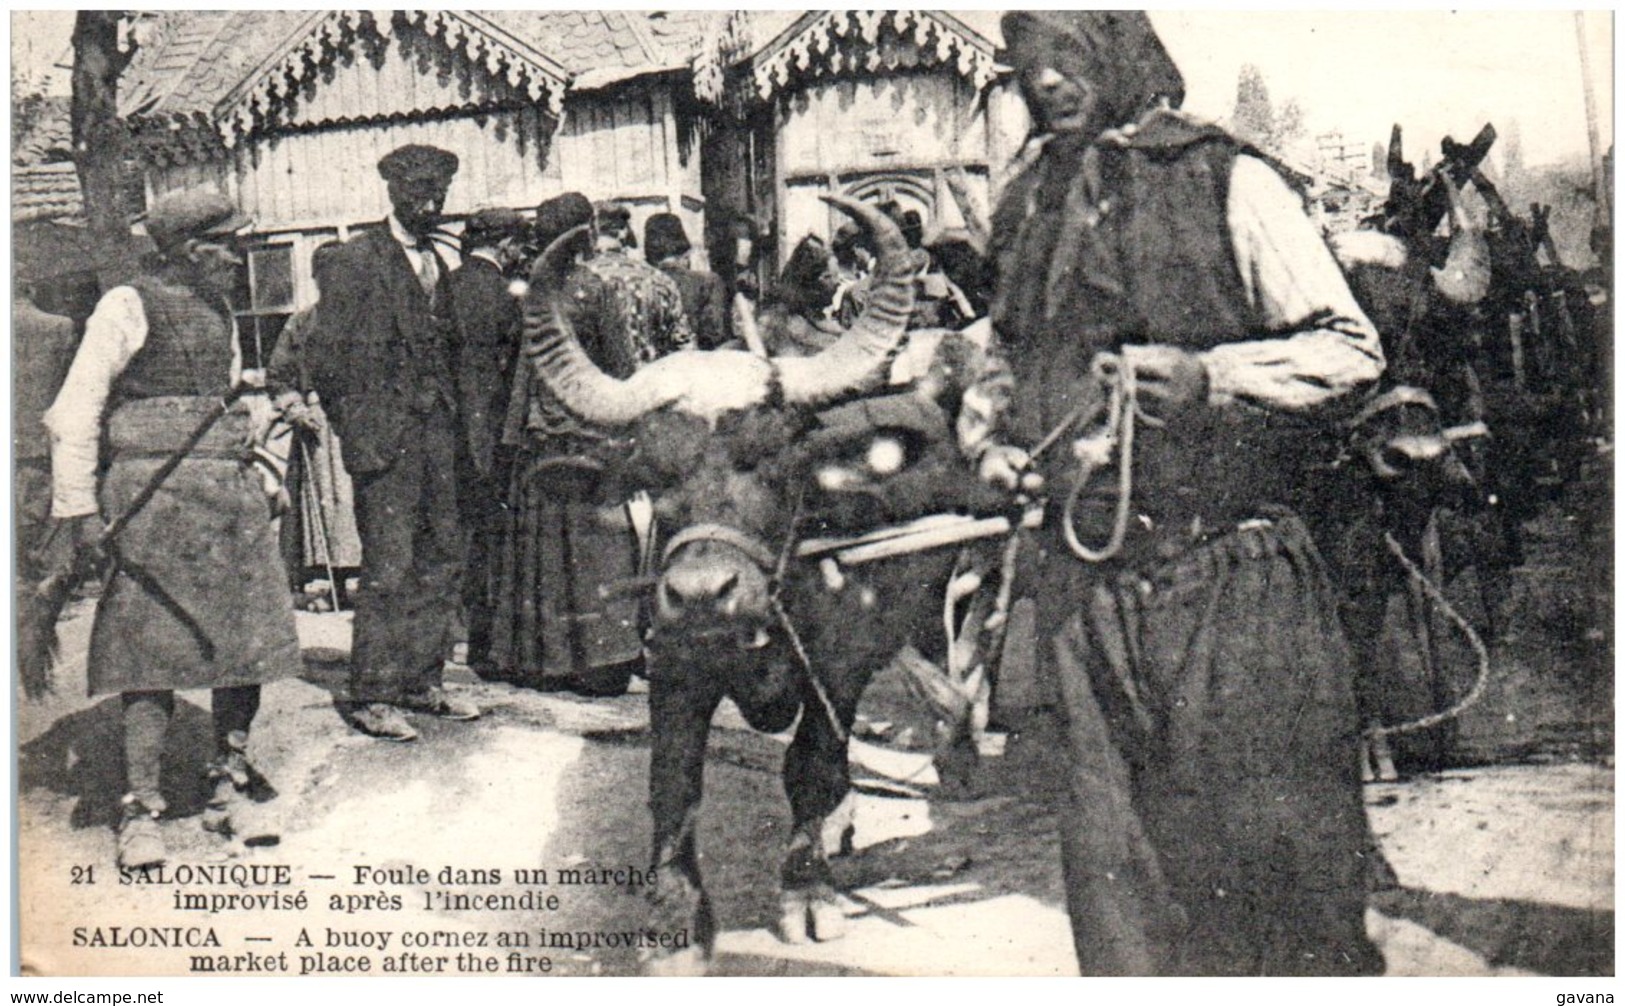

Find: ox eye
<box><xmin>866</xmin><ymin>436</ymin><xmax>906</xmax><ymax>476</ymax></box>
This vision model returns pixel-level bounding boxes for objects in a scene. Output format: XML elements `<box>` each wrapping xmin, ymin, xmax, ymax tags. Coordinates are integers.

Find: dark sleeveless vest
<box><xmin>992</xmin><ymin>113</ymin><xmax>1324</xmax><ymax>559</ymax></box>
<box><xmin>117</xmin><ymin>274</ymin><xmax>235</xmax><ymax>401</ymax></box>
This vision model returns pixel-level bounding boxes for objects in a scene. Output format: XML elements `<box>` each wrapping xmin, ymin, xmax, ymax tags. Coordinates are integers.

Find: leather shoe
<box><xmin>117</xmin><ymin>794</ymin><xmax>166</xmax><ymax>869</ymax></box>
<box><xmin>398</xmin><ymin>686</ymin><xmax>481</xmax><ymax>721</ymax></box>
<box><xmin>343</xmin><ymin>702</ymin><xmax>419</xmax><ymax>742</ymax></box>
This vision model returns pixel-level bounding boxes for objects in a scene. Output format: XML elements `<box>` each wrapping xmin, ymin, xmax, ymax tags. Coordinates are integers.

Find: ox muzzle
<box><xmin>654</xmin><ymin>523</ymin><xmax>780</xmax><ymax>646</ymax></box>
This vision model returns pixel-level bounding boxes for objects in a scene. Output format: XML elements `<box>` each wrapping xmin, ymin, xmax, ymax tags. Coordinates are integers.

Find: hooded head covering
<box><xmin>999</xmin><ymin>11</ymin><xmax>1184</xmax><ymax>136</ymax></box>
<box><xmin>774</xmin><ymin>235</ymin><xmax>835</xmax><ymax>315</ymax></box>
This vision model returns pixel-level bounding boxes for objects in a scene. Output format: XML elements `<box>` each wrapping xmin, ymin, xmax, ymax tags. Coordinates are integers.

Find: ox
<box><xmin>523</xmin><ymin>196</ymin><xmax>1016</xmax><ymax>973</ymax></box>
<box><xmin>1327</xmin><ymin>159</ymin><xmax>1495</xmax><ymax>772</ymax></box>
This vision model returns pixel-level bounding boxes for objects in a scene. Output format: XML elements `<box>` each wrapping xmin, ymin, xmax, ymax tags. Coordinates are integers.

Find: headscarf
<box><xmin>773</xmin><ymin>235</ymin><xmax>836</xmax><ymax>316</ymax></box>
<box><xmin>998</xmin><ymin>11</ymin><xmax>1184</xmax><ymax>138</ymax></box>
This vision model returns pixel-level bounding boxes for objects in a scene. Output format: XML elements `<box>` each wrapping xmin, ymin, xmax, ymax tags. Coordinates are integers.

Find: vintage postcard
<box><xmin>10</xmin><ymin>9</ymin><xmax>1613</xmax><ymax>984</ymax></box>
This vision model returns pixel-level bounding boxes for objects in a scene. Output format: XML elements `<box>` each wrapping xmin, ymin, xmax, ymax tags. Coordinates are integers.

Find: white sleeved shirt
<box><xmin>43</xmin><ymin>286</ymin><xmax>245</xmax><ymax>518</ymax></box>
<box><xmin>1203</xmin><ymin>154</ymin><xmax>1384</xmax><ymax>410</ymax></box>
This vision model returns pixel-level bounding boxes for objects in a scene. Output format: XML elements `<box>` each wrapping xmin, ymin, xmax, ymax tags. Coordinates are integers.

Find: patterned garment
<box><xmin>569</xmin><ymin>249</ymin><xmax>694</xmax><ymax>377</ymax></box>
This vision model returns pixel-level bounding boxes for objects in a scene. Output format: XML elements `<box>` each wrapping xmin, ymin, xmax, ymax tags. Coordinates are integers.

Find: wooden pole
<box><xmin>1574</xmin><ymin>12</ymin><xmax>1611</xmax><ymax>224</ymax></box>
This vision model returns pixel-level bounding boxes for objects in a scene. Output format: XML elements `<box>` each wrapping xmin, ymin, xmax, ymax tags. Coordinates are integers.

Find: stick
<box><xmin>298</xmin><ymin>436</ymin><xmax>341</xmax><ymax>610</ymax></box>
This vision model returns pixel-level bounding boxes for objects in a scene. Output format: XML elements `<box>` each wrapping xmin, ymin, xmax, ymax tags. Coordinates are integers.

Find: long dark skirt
<box><xmin>1033</xmin><ymin>515</ymin><xmax>1383</xmax><ymax>976</ymax></box>
<box><xmin>489</xmin><ymin>452</ymin><xmax>644</xmax><ymax>687</ymax></box>
<box><xmin>90</xmin><ymin>400</ymin><xmax>301</xmax><ymax>696</ymax></box>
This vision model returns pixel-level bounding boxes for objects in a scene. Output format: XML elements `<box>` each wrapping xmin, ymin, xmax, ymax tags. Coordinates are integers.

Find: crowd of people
<box><xmin>28</xmin><ymin>9</ymin><xmax>1600</xmax><ymax>976</ymax></box>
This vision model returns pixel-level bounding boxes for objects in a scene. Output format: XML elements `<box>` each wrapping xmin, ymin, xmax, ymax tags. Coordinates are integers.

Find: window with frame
<box><xmin>233</xmin><ymin>242</ymin><xmax>294</xmax><ymax>369</ymax></box>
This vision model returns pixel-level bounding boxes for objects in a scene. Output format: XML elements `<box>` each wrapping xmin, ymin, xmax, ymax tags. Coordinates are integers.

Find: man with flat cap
<box><xmin>971</xmin><ymin>11</ymin><xmax>1386</xmax><ymax>976</ymax></box>
<box><xmin>307</xmin><ymin>143</ymin><xmax>481</xmax><ymax>741</ymax></box>
<box><xmin>44</xmin><ymin>189</ymin><xmax>301</xmax><ymax>867</ymax></box>
<box><xmin>447</xmin><ymin>206</ymin><xmax>528</xmax><ymax>678</ymax></box>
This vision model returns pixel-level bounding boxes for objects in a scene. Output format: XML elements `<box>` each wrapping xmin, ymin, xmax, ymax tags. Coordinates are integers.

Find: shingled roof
<box><xmin>12</xmin><ymin>96</ymin><xmax>75</xmax><ymax>166</ymax></box>
<box><xmin>13</xmin><ymin>162</ymin><xmax>84</xmax><ymax>224</ymax></box>
<box><xmin>120</xmin><ymin>10</ymin><xmax>715</xmax><ymax>126</ymax></box>
<box><xmin>119</xmin><ymin>11</ymin><xmax>314</xmax><ymax>121</ymax></box>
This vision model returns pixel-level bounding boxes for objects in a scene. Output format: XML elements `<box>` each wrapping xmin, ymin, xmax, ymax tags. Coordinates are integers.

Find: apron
<box><xmin>88</xmin><ymin>396</ymin><xmax>301</xmax><ymax>695</ymax></box>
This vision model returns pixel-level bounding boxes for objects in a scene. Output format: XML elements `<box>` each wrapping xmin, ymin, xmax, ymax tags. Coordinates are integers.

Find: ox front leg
<box><xmin>777</xmin><ymin>673</ymin><xmax>868</xmax><ymax>943</ymax></box>
<box><xmin>644</xmin><ymin>667</ymin><xmax>725</xmax><ymax>975</ymax></box>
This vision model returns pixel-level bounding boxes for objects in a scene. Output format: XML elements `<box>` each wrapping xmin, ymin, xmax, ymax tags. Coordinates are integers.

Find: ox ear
<box><xmin>622</xmin><ymin>409</ymin><xmax>710</xmax><ymax>487</ymax></box>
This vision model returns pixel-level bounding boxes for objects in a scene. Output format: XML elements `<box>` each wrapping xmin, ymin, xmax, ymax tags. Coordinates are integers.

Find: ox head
<box><xmin>524</xmin><ymin>195</ymin><xmax>921</xmax><ymax>644</ymax></box>
<box><xmin>1333</xmin><ymin>172</ymin><xmax>1491</xmax><ymax>335</ymax></box>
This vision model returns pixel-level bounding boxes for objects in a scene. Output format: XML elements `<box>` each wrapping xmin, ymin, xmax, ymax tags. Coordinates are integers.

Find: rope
<box><xmin>1060</xmin><ymin>354</ymin><xmax>1141</xmax><ymax>563</ymax></box>
<box><xmin>766</xmin><ymin>490</ymin><xmax>849</xmax><ymax>745</ymax></box>
<box><xmin>771</xmin><ymin>594</ymin><xmax>848</xmax><ymax>745</ymax></box>
<box><xmin>1366</xmin><ymin>530</ymin><xmax>1493</xmax><ymax>738</ymax></box>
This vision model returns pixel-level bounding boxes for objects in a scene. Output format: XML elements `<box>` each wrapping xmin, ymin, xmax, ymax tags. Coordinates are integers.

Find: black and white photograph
<box><xmin>9</xmin><ymin>8</ymin><xmax>1614</xmax><ymax>985</ymax></box>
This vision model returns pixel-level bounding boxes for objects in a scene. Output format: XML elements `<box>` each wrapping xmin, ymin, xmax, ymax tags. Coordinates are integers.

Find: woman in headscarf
<box><xmin>758</xmin><ymin>234</ymin><xmax>844</xmax><ymax>357</ymax></box>
<box><xmin>487</xmin><ymin>192</ymin><xmax>644</xmax><ymax>697</ymax></box>
<box><xmin>974</xmin><ymin>11</ymin><xmax>1387</xmax><ymax>976</ymax></box>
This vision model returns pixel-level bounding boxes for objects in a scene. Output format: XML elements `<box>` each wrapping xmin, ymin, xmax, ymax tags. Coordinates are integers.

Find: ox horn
<box><xmin>522</xmin><ymin>224</ymin><xmax>680</xmax><ymax>426</ymax></box>
<box><xmin>778</xmin><ymin>194</ymin><xmax>916</xmax><ymax>406</ymax></box>
<box><xmin>1430</xmin><ymin>173</ymin><xmax>1491</xmax><ymax>305</ymax></box>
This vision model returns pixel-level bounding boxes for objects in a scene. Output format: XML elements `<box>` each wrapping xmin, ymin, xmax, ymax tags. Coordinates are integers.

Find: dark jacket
<box><xmin>659</xmin><ymin>264</ymin><xmax>730</xmax><ymax>349</ymax></box>
<box><xmin>991</xmin><ymin>111</ymin><xmax>1314</xmax><ymax>551</ymax></box>
<box><xmin>307</xmin><ymin>226</ymin><xmax>458</xmax><ymax>474</ymax></box>
<box><xmin>446</xmin><ymin>255</ymin><xmax>521</xmax><ymax>476</ymax></box>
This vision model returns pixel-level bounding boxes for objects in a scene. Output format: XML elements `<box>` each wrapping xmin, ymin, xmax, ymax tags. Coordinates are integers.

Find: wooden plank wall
<box><xmin>554</xmin><ymin>85</ymin><xmax>704</xmax><ymax>250</ymax></box>
<box><xmin>149</xmin><ymin>83</ymin><xmax>707</xmax><ymax>299</ymax></box>
<box><xmin>225</xmin><ymin>109</ymin><xmax>562</xmax><ymax>232</ymax></box>
<box><xmin>773</xmin><ymin>71</ymin><xmax>1028</xmax><ymax>258</ymax></box>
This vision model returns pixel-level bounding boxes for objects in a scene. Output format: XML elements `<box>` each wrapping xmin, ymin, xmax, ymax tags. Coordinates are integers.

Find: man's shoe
<box><xmin>468</xmin><ymin>658</ymin><xmax>514</xmax><ymax>684</ymax></box>
<box><xmin>343</xmin><ymin>702</ymin><xmax>420</xmax><ymax>741</ymax></box>
<box><xmin>398</xmin><ymin>686</ymin><xmax>481</xmax><ymax>721</ymax></box>
<box><xmin>202</xmin><ymin>747</ymin><xmax>281</xmax><ymax>846</ymax></box>
<box><xmin>117</xmin><ymin>795</ymin><xmax>166</xmax><ymax>870</ymax></box>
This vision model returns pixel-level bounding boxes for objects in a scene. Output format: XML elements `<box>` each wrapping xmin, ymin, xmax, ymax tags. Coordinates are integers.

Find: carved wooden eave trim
<box><xmin>692</xmin><ymin>10</ymin><xmax>754</xmax><ymax>105</ymax></box>
<box><xmin>744</xmin><ymin>10</ymin><xmax>1001</xmax><ymax>104</ymax></box>
<box><xmin>212</xmin><ymin>10</ymin><xmax>571</xmax><ymax>149</ymax></box>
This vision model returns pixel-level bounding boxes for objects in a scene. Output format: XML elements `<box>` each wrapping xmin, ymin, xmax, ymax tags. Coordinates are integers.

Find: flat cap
<box><xmin>593</xmin><ymin>201</ymin><xmax>632</xmax><ymax>227</ymax></box>
<box><xmin>593</xmin><ymin>201</ymin><xmax>635</xmax><ymax>247</ymax></box>
<box><xmin>463</xmin><ymin>206</ymin><xmax>526</xmax><ymax>245</ymax></box>
<box><xmin>377</xmin><ymin>144</ymin><xmax>459</xmax><ymax>185</ymax></box>
<box><xmin>146</xmin><ymin>189</ymin><xmax>252</xmax><ymax>251</ymax></box>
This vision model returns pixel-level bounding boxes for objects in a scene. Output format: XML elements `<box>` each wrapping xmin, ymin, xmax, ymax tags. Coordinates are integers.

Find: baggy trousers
<box><xmin>1034</xmin><ymin>516</ymin><xmax>1384</xmax><ymax>976</ymax></box>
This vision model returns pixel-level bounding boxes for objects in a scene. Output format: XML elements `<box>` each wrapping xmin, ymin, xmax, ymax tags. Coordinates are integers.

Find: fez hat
<box><xmin>463</xmin><ymin>206</ymin><xmax>526</xmax><ymax>246</ymax></box>
<box><xmin>643</xmin><ymin>212</ymin><xmax>691</xmax><ymax>263</ymax></box>
<box><xmin>377</xmin><ymin>144</ymin><xmax>460</xmax><ymax>186</ymax></box>
<box><xmin>145</xmin><ymin>189</ymin><xmax>252</xmax><ymax>251</ymax></box>
<box><xmin>533</xmin><ymin>192</ymin><xmax>593</xmax><ymax>251</ymax></box>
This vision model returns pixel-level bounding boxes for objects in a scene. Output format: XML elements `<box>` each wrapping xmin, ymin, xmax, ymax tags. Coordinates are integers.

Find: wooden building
<box><xmin>121</xmin><ymin>9</ymin><xmax>713</xmax><ymax>363</ymax></box>
<box><xmin>692</xmin><ymin>10</ymin><xmax>1028</xmax><ymax>268</ymax></box>
<box><xmin>118</xmin><ymin>10</ymin><xmax>1031</xmax><ymax>360</ymax></box>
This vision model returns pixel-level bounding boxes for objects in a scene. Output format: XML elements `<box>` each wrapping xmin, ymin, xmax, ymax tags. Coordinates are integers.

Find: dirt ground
<box><xmin>13</xmin><ymin>460</ymin><xmax>1614</xmax><ymax>978</ymax></box>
